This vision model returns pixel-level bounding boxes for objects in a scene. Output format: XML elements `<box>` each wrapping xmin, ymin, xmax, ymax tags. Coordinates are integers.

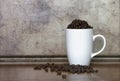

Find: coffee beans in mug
<box><xmin>67</xmin><ymin>19</ymin><xmax>93</xmax><ymax>29</ymax></box>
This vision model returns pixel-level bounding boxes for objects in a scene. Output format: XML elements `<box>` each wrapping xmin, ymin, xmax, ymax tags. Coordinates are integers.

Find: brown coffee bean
<box><xmin>34</xmin><ymin>63</ymin><xmax>98</xmax><ymax>79</ymax></box>
<box><xmin>62</xmin><ymin>75</ymin><xmax>66</xmax><ymax>79</ymax></box>
<box><xmin>94</xmin><ymin>70</ymin><xmax>98</xmax><ymax>73</ymax></box>
<box><xmin>34</xmin><ymin>66</ymin><xmax>41</xmax><ymax>70</ymax></box>
<box><xmin>46</xmin><ymin>63</ymin><xmax>50</xmax><ymax>67</ymax></box>
<box><xmin>57</xmin><ymin>71</ymin><xmax>62</xmax><ymax>75</ymax></box>
<box><xmin>67</xmin><ymin>19</ymin><xmax>93</xmax><ymax>29</ymax></box>
<box><xmin>50</xmin><ymin>68</ymin><xmax>54</xmax><ymax>72</ymax></box>
<box><xmin>44</xmin><ymin>68</ymin><xmax>48</xmax><ymax>72</ymax></box>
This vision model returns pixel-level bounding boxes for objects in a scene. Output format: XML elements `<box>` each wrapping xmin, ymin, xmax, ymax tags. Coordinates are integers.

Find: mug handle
<box><xmin>91</xmin><ymin>34</ymin><xmax>106</xmax><ymax>58</ymax></box>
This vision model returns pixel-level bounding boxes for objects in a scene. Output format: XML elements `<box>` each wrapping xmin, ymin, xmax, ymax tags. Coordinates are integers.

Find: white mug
<box><xmin>66</xmin><ymin>29</ymin><xmax>106</xmax><ymax>66</ymax></box>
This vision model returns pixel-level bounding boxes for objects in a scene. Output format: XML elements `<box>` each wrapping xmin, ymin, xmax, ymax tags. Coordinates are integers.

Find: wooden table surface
<box><xmin>0</xmin><ymin>64</ymin><xmax>119</xmax><ymax>81</ymax></box>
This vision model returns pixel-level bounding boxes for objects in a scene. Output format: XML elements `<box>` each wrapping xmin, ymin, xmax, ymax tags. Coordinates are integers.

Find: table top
<box><xmin>0</xmin><ymin>64</ymin><xmax>120</xmax><ymax>81</ymax></box>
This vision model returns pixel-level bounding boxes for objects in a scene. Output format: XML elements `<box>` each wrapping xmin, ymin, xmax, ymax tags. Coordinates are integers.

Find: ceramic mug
<box><xmin>66</xmin><ymin>29</ymin><xmax>106</xmax><ymax>66</ymax></box>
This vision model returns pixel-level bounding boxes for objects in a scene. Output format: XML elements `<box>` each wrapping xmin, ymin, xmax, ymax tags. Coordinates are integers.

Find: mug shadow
<box><xmin>67</xmin><ymin>73</ymin><xmax>105</xmax><ymax>81</ymax></box>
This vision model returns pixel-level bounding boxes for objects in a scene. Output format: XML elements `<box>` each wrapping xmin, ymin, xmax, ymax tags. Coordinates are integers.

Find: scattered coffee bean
<box><xmin>50</xmin><ymin>68</ymin><xmax>54</xmax><ymax>72</ymax></box>
<box><xmin>62</xmin><ymin>75</ymin><xmax>66</xmax><ymax>79</ymax></box>
<box><xmin>34</xmin><ymin>63</ymin><xmax>98</xmax><ymax>79</ymax></box>
<box><xmin>46</xmin><ymin>63</ymin><xmax>50</xmax><ymax>67</ymax></box>
<box><xmin>57</xmin><ymin>71</ymin><xmax>62</xmax><ymax>75</ymax></box>
<box><xmin>94</xmin><ymin>70</ymin><xmax>98</xmax><ymax>73</ymax></box>
<box><xmin>34</xmin><ymin>65</ymin><xmax>41</xmax><ymax>70</ymax></box>
<box><xmin>44</xmin><ymin>68</ymin><xmax>48</xmax><ymax>72</ymax></box>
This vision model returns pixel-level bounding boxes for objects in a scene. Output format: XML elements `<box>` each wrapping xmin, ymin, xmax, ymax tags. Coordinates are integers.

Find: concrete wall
<box><xmin>0</xmin><ymin>0</ymin><xmax>119</xmax><ymax>56</ymax></box>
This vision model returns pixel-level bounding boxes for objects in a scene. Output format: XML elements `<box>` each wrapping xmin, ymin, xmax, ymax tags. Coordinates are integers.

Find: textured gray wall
<box><xmin>0</xmin><ymin>0</ymin><xmax>119</xmax><ymax>56</ymax></box>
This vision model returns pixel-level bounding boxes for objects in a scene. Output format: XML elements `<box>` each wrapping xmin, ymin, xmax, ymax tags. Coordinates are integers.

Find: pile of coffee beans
<box><xmin>67</xmin><ymin>19</ymin><xmax>93</xmax><ymax>29</ymax></box>
<box><xmin>34</xmin><ymin>63</ymin><xmax>98</xmax><ymax>79</ymax></box>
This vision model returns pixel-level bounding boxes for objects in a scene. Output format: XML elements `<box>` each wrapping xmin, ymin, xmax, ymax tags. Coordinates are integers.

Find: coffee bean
<box><xmin>57</xmin><ymin>71</ymin><xmax>62</xmax><ymax>75</ymax></box>
<box><xmin>34</xmin><ymin>63</ymin><xmax>98</xmax><ymax>79</ymax></box>
<box><xmin>51</xmin><ymin>63</ymin><xmax>55</xmax><ymax>66</ymax></box>
<box><xmin>62</xmin><ymin>75</ymin><xmax>66</xmax><ymax>79</ymax></box>
<box><xmin>94</xmin><ymin>70</ymin><xmax>98</xmax><ymax>73</ymax></box>
<box><xmin>50</xmin><ymin>68</ymin><xmax>54</xmax><ymax>72</ymax></box>
<box><xmin>44</xmin><ymin>68</ymin><xmax>48</xmax><ymax>72</ymax></box>
<box><xmin>67</xmin><ymin>19</ymin><xmax>93</xmax><ymax>29</ymax></box>
<box><xmin>42</xmin><ymin>66</ymin><xmax>46</xmax><ymax>69</ymax></box>
<box><xmin>34</xmin><ymin>66</ymin><xmax>41</xmax><ymax>70</ymax></box>
<box><xmin>45</xmin><ymin>63</ymin><xmax>50</xmax><ymax>68</ymax></box>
